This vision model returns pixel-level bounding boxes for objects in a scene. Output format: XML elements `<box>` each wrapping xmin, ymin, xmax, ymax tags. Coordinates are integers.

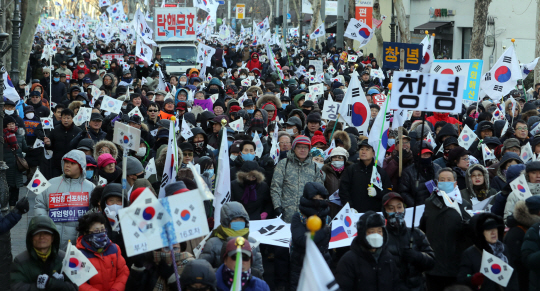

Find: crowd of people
<box><xmin>2</xmin><ymin>22</ymin><xmax>540</xmax><ymax>291</ymax></box>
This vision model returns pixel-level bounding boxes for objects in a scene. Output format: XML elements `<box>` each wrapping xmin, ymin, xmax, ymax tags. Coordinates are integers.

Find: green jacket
<box><xmin>270</xmin><ymin>151</ymin><xmax>324</xmax><ymax>223</ymax></box>
<box><xmin>10</xmin><ymin>216</ymin><xmax>77</xmax><ymax>291</ymax></box>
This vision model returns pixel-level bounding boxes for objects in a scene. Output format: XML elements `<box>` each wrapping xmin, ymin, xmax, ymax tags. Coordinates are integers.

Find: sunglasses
<box><xmin>231</xmin><ymin>254</ymin><xmax>251</xmax><ymax>262</ymax></box>
<box><xmin>148</xmin><ymin>109</ymin><xmax>159</xmax><ymax>112</ymax></box>
<box><xmin>183</xmin><ymin>152</ymin><xmax>193</xmax><ymax>157</ymax></box>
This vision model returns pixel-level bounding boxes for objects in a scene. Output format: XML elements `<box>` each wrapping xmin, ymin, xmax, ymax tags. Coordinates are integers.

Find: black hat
<box><xmin>4</xmin><ymin>99</ymin><xmax>16</xmax><ymax>106</ymax></box>
<box><xmin>443</xmin><ymin>136</ymin><xmax>459</xmax><ymax>148</ymax></box>
<box><xmin>362</xmin><ymin>71</ymin><xmax>370</xmax><ymax>76</ymax></box>
<box><xmin>123</xmin><ymin>69</ymin><xmax>131</xmax><ymax>76</ymax></box>
<box><xmin>359</xmin><ymin>139</ymin><xmax>373</xmax><ymax>149</ymax></box>
<box><xmin>77</xmin><ymin>138</ymin><xmax>94</xmax><ymax>151</ymax></box>
<box><xmin>157</xmin><ymin>128</ymin><xmax>169</xmax><ymax>139</ymax></box>
<box><xmin>382</xmin><ymin>192</ymin><xmax>404</xmax><ymax>206</ymax></box>
<box><xmin>526</xmin><ymin>196</ymin><xmax>540</xmax><ymax>214</ymax></box>
<box><xmin>24</xmin><ymin>106</ymin><xmax>35</xmax><ymax>113</ymax></box>
<box><xmin>129</xmin><ymin>115</ymin><xmax>142</xmax><ymax>125</ymax></box>
<box><xmin>306</xmin><ymin>112</ymin><xmax>321</xmax><ymax>124</ymax></box>
<box><xmin>30</xmin><ymin>91</ymin><xmax>41</xmax><ymax>97</ymax></box>
<box><xmin>90</xmin><ymin>113</ymin><xmax>103</xmax><ymax>121</ymax></box>
<box><xmin>483</xmin><ymin>136</ymin><xmax>501</xmax><ymax>146</ymax></box>
<box><xmin>179</xmin><ymin>142</ymin><xmax>194</xmax><ymax>152</ymax></box>
<box><xmin>302</xmin><ymin>100</ymin><xmax>315</xmax><ymax>108</ymax></box>
<box><xmin>243</xmin><ymin>99</ymin><xmax>254</xmax><ymax>107</ymax></box>
<box><xmin>482</xmin><ymin>218</ymin><xmax>502</xmax><ymax>231</ymax></box>
<box><xmin>53</xmin><ymin>72</ymin><xmax>60</xmax><ymax>77</ymax></box>
<box><xmin>3</xmin><ymin>115</ymin><xmax>16</xmax><ymax>128</ymax></box>
<box><xmin>526</xmin><ymin>161</ymin><xmax>540</xmax><ymax>173</ymax></box>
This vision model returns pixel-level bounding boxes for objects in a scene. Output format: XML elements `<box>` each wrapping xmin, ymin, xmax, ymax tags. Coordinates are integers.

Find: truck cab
<box><xmin>158</xmin><ymin>42</ymin><xmax>197</xmax><ymax>77</ymax></box>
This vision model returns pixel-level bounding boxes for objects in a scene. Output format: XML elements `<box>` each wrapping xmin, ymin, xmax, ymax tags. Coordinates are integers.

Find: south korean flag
<box><xmin>127</xmin><ymin>189</ymin><xmax>170</xmax><ymax>238</ymax></box>
<box><xmin>457</xmin><ymin>125</ymin><xmax>478</xmax><ymax>150</ymax></box>
<box><xmin>480</xmin><ymin>249</ymin><xmax>514</xmax><ymax>287</ymax></box>
<box><xmin>26</xmin><ymin>168</ymin><xmax>50</xmax><ymax>194</ymax></box>
<box><xmin>480</xmin><ymin>46</ymin><xmax>521</xmax><ymax>100</ymax></box>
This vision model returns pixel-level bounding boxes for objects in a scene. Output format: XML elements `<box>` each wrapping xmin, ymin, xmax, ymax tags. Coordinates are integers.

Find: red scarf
<box><xmin>3</xmin><ymin>127</ymin><xmax>19</xmax><ymax>150</ymax></box>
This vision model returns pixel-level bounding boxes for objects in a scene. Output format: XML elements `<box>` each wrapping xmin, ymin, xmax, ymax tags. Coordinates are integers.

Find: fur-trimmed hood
<box><xmin>93</xmin><ymin>140</ymin><xmax>119</xmax><ymax>161</ymax></box>
<box><xmin>256</xmin><ymin>93</ymin><xmax>282</xmax><ymax>109</ymax></box>
<box><xmin>288</xmin><ymin>109</ymin><xmax>306</xmax><ymax>129</ymax></box>
<box><xmin>331</xmin><ymin>130</ymin><xmax>351</xmax><ymax>151</ymax></box>
<box><xmin>514</xmin><ymin>200</ymin><xmax>540</xmax><ymax>228</ymax></box>
<box><xmin>236</xmin><ymin>169</ymin><xmax>265</xmax><ymax>184</ymax></box>
<box><xmin>68</xmin><ymin>100</ymin><xmax>83</xmax><ymax>113</ymax></box>
<box><xmin>465</xmin><ymin>164</ymin><xmax>490</xmax><ymax>192</ymax></box>
<box><xmin>246</xmin><ymin>86</ymin><xmax>263</xmax><ymax>97</ymax></box>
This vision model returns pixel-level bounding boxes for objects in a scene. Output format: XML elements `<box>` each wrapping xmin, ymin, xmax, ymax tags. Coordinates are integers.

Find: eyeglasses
<box><xmin>89</xmin><ymin>228</ymin><xmax>106</xmax><ymax>234</ymax></box>
<box><xmin>461</xmin><ymin>157</ymin><xmax>470</xmax><ymax>161</ymax></box>
<box><xmin>160</xmin><ymin>246</ymin><xmax>181</xmax><ymax>252</ymax></box>
<box><xmin>183</xmin><ymin>152</ymin><xmax>193</xmax><ymax>157</ymax></box>
<box><xmin>516</xmin><ymin>127</ymin><xmax>528</xmax><ymax>131</ymax></box>
<box><xmin>148</xmin><ymin>109</ymin><xmax>159</xmax><ymax>112</ymax></box>
<box><xmin>296</xmin><ymin>145</ymin><xmax>310</xmax><ymax>151</ymax></box>
<box><xmin>231</xmin><ymin>254</ymin><xmax>251</xmax><ymax>262</ymax></box>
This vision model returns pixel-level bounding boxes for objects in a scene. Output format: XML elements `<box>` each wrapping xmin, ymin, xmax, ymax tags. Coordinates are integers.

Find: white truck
<box><xmin>154</xmin><ymin>7</ymin><xmax>198</xmax><ymax>76</ymax></box>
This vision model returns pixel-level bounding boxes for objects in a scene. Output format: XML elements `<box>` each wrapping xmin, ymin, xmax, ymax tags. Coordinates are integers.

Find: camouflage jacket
<box><xmin>270</xmin><ymin>151</ymin><xmax>324</xmax><ymax>223</ymax></box>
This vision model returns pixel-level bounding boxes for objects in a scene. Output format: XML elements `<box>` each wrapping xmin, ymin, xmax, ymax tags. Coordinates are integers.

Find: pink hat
<box><xmin>97</xmin><ymin>153</ymin><xmax>116</xmax><ymax>169</ymax></box>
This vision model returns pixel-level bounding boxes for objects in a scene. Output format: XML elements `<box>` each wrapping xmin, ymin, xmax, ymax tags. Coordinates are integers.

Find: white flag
<box><xmin>297</xmin><ymin>235</ymin><xmax>340</xmax><ymax>291</ymax></box>
<box><xmin>158</xmin><ymin>120</ymin><xmax>179</xmax><ymax>198</ymax></box>
<box><xmin>510</xmin><ymin>173</ymin><xmax>532</xmax><ymax>201</ymax></box>
<box><xmin>128</xmin><ymin>106</ymin><xmax>143</xmax><ymax>118</ymax></box>
<box><xmin>425</xmin><ymin>132</ymin><xmax>437</xmax><ymax>149</ymax></box>
<box><xmin>98</xmin><ymin>176</ymin><xmax>107</xmax><ymax>187</ymax></box>
<box><xmin>480</xmin><ymin>249</ymin><xmax>514</xmax><ymax>288</ymax></box>
<box><xmin>106</xmin><ymin>2</ymin><xmax>124</xmax><ymax>17</ymax></box>
<box><xmin>344</xmin><ymin>19</ymin><xmax>374</xmax><ymax>48</ymax></box>
<box><xmin>157</xmin><ymin>67</ymin><xmax>167</xmax><ymax>91</ymax></box>
<box><xmin>337</xmin><ymin>72</ymin><xmax>370</xmax><ymax>136</ymax></box>
<box><xmin>99</xmin><ymin>0</ymin><xmax>111</xmax><ymax>7</ymax></box>
<box><xmin>367</xmin><ymin>98</ymin><xmax>390</xmax><ymax>166</ymax></box>
<box><xmin>482</xmin><ymin>144</ymin><xmax>496</xmax><ymax>162</ymax></box>
<box><xmin>418</xmin><ymin>34</ymin><xmax>435</xmax><ymax>73</ymax></box>
<box><xmin>480</xmin><ymin>46</ymin><xmax>521</xmax><ymax>100</ymax></box>
<box><xmin>391</xmin><ymin>109</ymin><xmax>408</xmax><ymax>130</ymax></box>
<box><xmin>144</xmin><ymin>158</ymin><xmax>156</xmax><ymax>179</ymax></box>
<box><xmin>457</xmin><ymin>125</ymin><xmax>477</xmax><ymax>150</ymax></box>
<box><xmin>101</xmin><ymin>96</ymin><xmax>123</xmax><ymax>114</ymax></box>
<box><xmin>370</xmin><ymin>166</ymin><xmax>383</xmax><ymax>190</ymax></box>
<box><xmin>269</xmin><ymin>123</ymin><xmax>280</xmax><ymax>165</ymax></box>
<box><xmin>3</xmin><ymin>70</ymin><xmax>21</xmax><ymax>103</ymax></box>
<box><xmin>26</xmin><ymin>168</ymin><xmax>50</xmax><ymax>194</ymax></box>
<box><xmin>61</xmin><ymin>242</ymin><xmax>98</xmax><ymax>286</ymax></box>
<box><xmin>135</xmin><ymin>9</ymin><xmax>157</xmax><ymax>46</ymax></box>
<box><xmin>253</xmin><ymin>131</ymin><xmax>264</xmax><ymax>158</ymax></box>
<box><xmin>492</xmin><ymin>109</ymin><xmax>505</xmax><ymax>121</ymax></box>
<box><xmin>73</xmin><ymin>107</ymin><xmax>91</xmax><ymax>127</ymax></box>
<box><xmin>181</xmin><ymin>119</ymin><xmax>194</xmax><ymax>140</ymax></box>
<box><xmin>521</xmin><ymin>142</ymin><xmax>534</xmax><ymax>163</ymax></box>
<box><xmin>213</xmin><ymin>129</ymin><xmax>231</xmax><ymax>229</ymax></box>
<box><xmin>323</xmin><ymin>140</ymin><xmax>336</xmax><ymax>157</ymax></box>
<box><xmin>228</xmin><ymin>117</ymin><xmax>244</xmax><ymax>132</ymax></box>
<box><xmin>309</xmin><ymin>22</ymin><xmax>325</xmax><ymax>39</ymax></box>
<box><xmin>521</xmin><ymin>57</ymin><xmax>539</xmax><ymax>79</ymax></box>
<box><xmin>500</xmin><ymin>121</ymin><xmax>509</xmax><ymax>137</ymax></box>
<box><xmin>136</xmin><ymin>36</ymin><xmax>153</xmax><ymax>64</ymax></box>
<box><xmin>187</xmin><ymin>163</ymin><xmax>214</xmax><ymax>201</ymax></box>
<box><xmin>33</xmin><ymin>139</ymin><xmax>45</xmax><ymax>149</ymax></box>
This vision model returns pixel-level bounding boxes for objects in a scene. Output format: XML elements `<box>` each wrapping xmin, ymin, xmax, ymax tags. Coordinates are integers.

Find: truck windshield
<box><xmin>160</xmin><ymin>46</ymin><xmax>197</xmax><ymax>66</ymax></box>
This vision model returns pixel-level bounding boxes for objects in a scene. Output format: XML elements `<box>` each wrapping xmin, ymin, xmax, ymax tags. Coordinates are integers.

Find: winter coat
<box><xmin>69</xmin><ymin>128</ymin><xmax>107</xmax><ymax>150</ymax></box>
<box><xmin>385</xmin><ymin>225</ymin><xmax>435</xmax><ymax>291</ymax></box>
<box><xmin>522</xmin><ymin>220</ymin><xmax>540</xmax><ymax>291</ymax></box>
<box><xmin>460</xmin><ymin>164</ymin><xmax>497</xmax><ymax>206</ymax></box>
<box><xmin>198</xmin><ymin>202</ymin><xmax>264</xmax><ymax>276</ymax></box>
<box><xmin>10</xmin><ymin>215</ymin><xmax>78</xmax><ymax>291</ymax></box>
<box><xmin>50</xmin><ymin>80</ymin><xmax>67</xmax><ymax>104</ymax></box>
<box><xmin>335</xmin><ymin>212</ymin><xmax>400</xmax><ymax>291</ymax></box>
<box><xmin>399</xmin><ymin>162</ymin><xmax>442</xmax><ymax>207</ymax></box>
<box><xmin>23</xmin><ymin>115</ymin><xmax>45</xmax><ymax>167</ymax></box>
<box><xmin>420</xmin><ymin>193</ymin><xmax>473</xmax><ymax>277</ymax></box>
<box><xmin>383</xmin><ymin>150</ymin><xmax>414</xmax><ymax>190</ymax></box>
<box><xmin>270</xmin><ymin>151</ymin><xmax>324</xmax><ymax>223</ymax></box>
<box><xmin>215</xmin><ymin>265</ymin><xmax>270</xmax><ymax>291</ymax></box>
<box><xmin>504</xmin><ymin>201</ymin><xmax>540</xmax><ymax>291</ymax></box>
<box><xmin>426</xmin><ymin>112</ymin><xmax>461</xmax><ymax>127</ymax></box>
<box><xmin>246</xmin><ymin>53</ymin><xmax>263</xmax><ymax>72</ymax></box>
<box><xmin>93</xmin><ymin>140</ymin><xmax>119</xmax><ymax>161</ymax></box>
<box><xmin>72</xmin><ymin>65</ymin><xmax>90</xmax><ymax>80</ymax></box>
<box><xmin>27</xmin><ymin>99</ymin><xmax>51</xmax><ymax>118</ymax></box>
<box><xmin>35</xmin><ymin>150</ymin><xmax>96</xmax><ymax>250</ymax></box>
<box><xmin>230</xmin><ymin>165</ymin><xmax>272</xmax><ymax>221</ymax></box>
<box><xmin>45</xmin><ymin>123</ymin><xmax>82</xmax><ymax>177</ymax></box>
<box><xmin>321</xmin><ymin>162</ymin><xmax>352</xmax><ymax>195</ymax></box>
<box><xmin>76</xmin><ymin>236</ymin><xmax>129</xmax><ymax>291</ymax></box>
<box><xmin>339</xmin><ymin>159</ymin><xmax>392</xmax><ymax>212</ymax></box>
<box><xmin>189</xmin><ymin>127</ymin><xmax>215</xmax><ymax>164</ymax></box>
<box><xmin>457</xmin><ymin>213</ymin><xmax>519</xmax><ymax>291</ymax></box>
<box><xmin>490</xmin><ymin>152</ymin><xmax>523</xmax><ymax>192</ymax></box>
<box><xmin>505</xmin><ymin>181</ymin><xmax>540</xmax><ymax>222</ymax></box>
<box><xmin>4</xmin><ymin>127</ymin><xmax>29</xmax><ymax>187</ymax></box>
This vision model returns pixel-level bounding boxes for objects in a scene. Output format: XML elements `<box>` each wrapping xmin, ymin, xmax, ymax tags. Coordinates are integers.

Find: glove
<box><xmin>471</xmin><ymin>272</ymin><xmax>485</xmax><ymax>286</ymax></box>
<box><xmin>402</xmin><ymin>249</ymin><xmax>420</xmax><ymax>264</ymax></box>
<box><xmin>37</xmin><ymin>274</ymin><xmax>49</xmax><ymax>289</ymax></box>
<box><xmin>260</xmin><ymin>212</ymin><xmax>268</xmax><ymax>220</ymax></box>
<box><xmin>367</xmin><ymin>186</ymin><xmax>377</xmax><ymax>197</ymax></box>
<box><xmin>274</xmin><ymin>207</ymin><xmax>283</xmax><ymax>217</ymax></box>
<box><xmin>52</xmin><ymin>272</ymin><xmax>64</xmax><ymax>281</ymax></box>
<box><xmin>15</xmin><ymin>197</ymin><xmax>29</xmax><ymax>214</ymax></box>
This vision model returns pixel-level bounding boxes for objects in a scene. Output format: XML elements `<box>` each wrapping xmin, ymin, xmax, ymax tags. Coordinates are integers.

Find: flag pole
<box><xmin>231</xmin><ymin>237</ymin><xmax>246</xmax><ymax>291</ymax></box>
<box><xmin>410</xmin><ymin>111</ymin><xmax>425</xmax><ymax>248</ymax></box>
<box><xmin>373</xmin><ymin>93</ymin><xmax>391</xmax><ymax>168</ymax></box>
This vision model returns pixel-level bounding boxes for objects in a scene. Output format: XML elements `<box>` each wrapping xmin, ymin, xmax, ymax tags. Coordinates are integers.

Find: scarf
<box><xmin>222</xmin><ymin>264</ymin><xmax>251</xmax><ymax>288</ymax></box>
<box><xmin>298</xmin><ymin>197</ymin><xmax>330</xmax><ymax>220</ymax></box>
<box><xmin>34</xmin><ymin>247</ymin><xmax>51</xmax><ymax>262</ymax></box>
<box><xmin>528</xmin><ymin>182</ymin><xmax>540</xmax><ymax>196</ymax></box>
<box><xmin>241</xmin><ymin>180</ymin><xmax>258</xmax><ymax>204</ymax></box>
<box><xmin>3</xmin><ymin>127</ymin><xmax>19</xmax><ymax>150</ymax></box>
<box><xmin>472</xmin><ymin>185</ymin><xmax>487</xmax><ymax>201</ymax></box>
<box><xmin>213</xmin><ymin>225</ymin><xmax>249</xmax><ymax>240</ymax></box>
<box><xmin>489</xmin><ymin>241</ymin><xmax>508</xmax><ymax>263</ymax></box>
<box><xmin>331</xmin><ymin>164</ymin><xmax>344</xmax><ymax>173</ymax></box>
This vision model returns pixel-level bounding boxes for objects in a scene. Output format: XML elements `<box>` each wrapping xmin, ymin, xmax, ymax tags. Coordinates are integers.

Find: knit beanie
<box><xmin>310</xmin><ymin>131</ymin><xmax>327</xmax><ymax>146</ymax></box>
<box><xmin>292</xmin><ymin>135</ymin><xmax>311</xmax><ymax>150</ymax></box>
<box><xmin>97</xmin><ymin>153</ymin><xmax>117</xmax><ymax>169</ymax></box>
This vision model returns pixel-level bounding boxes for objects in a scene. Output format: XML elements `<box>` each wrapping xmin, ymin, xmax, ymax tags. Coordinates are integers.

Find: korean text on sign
<box><xmin>155</xmin><ymin>8</ymin><xmax>197</xmax><ymax>41</ymax></box>
<box><xmin>389</xmin><ymin>72</ymin><xmax>464</xmax><ymax>114</ymax></box>
<box><xmin>430</xmin><ymin>60</ymin><xmax>484</xmax><ymax>101</ymax></box>
<box><xmin>382</xmin><ymin>42</ymin><xmax>423</xmax><ymax>71</ymax></box>
<box><xmin>48</xmin><ymin>192</ymin><xmax>89</xmax><ymax>222</ymax></box>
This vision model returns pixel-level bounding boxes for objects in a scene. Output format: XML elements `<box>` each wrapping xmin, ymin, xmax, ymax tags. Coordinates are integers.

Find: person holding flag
<box><xmin>215</xmin><ymin>237</ymin><xmax>270</xmax><ymax>291</ymax></box>
<box><xmin>457</xmin><ymin>213</ymin><xmax>518</xmax><ymax>290</ymax></box>
<box><xmin>339</xmin><ymin>139</ymin><xmax>391</xmax><ymax>213</ymax></box>
<box><xmin>10</xmin><ymin>216</ymin><xmax>78</xmax><ymax>290</ymax></box>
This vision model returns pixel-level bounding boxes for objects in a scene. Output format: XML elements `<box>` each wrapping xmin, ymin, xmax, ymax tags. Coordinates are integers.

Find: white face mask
<box><xmin>79</xmin><ymin>64</ymin><xmax>84</xmax><ymax>68</ymax></box>
<box><xmin>136</xmin><ymin>147</ymin><xmax>146</xmax><ymax>157</ymax></box>
<box><xmin>316</xmin><ymin>162</ymin><xmax>323</xmax><ymax>169</ymax></box>
<box><xmin>179</xmin><ymin>81</ymin><xmax>186</xmax><ymax>86</ymax></box>
<box><xmin>230</xmin><ymin>154</ymin><xmax>238</xmax><ymax>161</ymax></box>
<box><xmin>309</xmin><ymin>69</ymin><xmax>314</xmax><ymax>73</ymax></box>
<box><xmin>331</xmin><ymin>161</ymin><xmax>344</xmax><ymax>168</ymax></box>
<box><xmin>91</xmin><ymin>69</ymin><xmax>96</xmax><ymax>73</ymax></box>
<box><xmin>121</xmin><ymin>105</ymin><xmax>127</xmax><ymax>109</ymax></box>
<box><xmin>25</xmin><ymin>113</ymin><xmax>35</xmax><ymax>119</ymax></box>
<box><xmin>60</xmin><ymin>51</ymin><xmax>65</xmax><ymax>54</ymax></box>
<box><xmin>5</xmin><ymin>109</ymin><xmax>14</xmax><ymax>115</ymax></box>
<box><xmin>366</xmin><ymin>233</ymin><xmax>384</xmax><ymax>248</ymax></box>
<box><xmin>286</xmin><ymin>128</ymin><xmax>295</xmax><ymax>135</ymax></box>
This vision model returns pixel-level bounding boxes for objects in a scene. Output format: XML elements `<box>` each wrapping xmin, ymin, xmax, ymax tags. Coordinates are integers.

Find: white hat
<box><xmin>327</xmin><ymin>146</ymin><xmax>349</xmax><ymax>160</ymax></box>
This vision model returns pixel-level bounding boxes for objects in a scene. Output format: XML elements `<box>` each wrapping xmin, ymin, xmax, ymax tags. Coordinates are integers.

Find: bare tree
<box><xmin>18</xmin><ymin>0</ymin><xmax>45</xmax><ymax>82</ymax></box>
<box><xmin>308</xmin><ymin>0</ymin><xmax>321</xmax><ymax>49</ymax></box>
<box><xmin>344</xmin><ymin>0</ymin><xmax>354</xmax><ymax>49</ymax></box>
<box><xmin>470</xmin><ymin>0</ymin><xmax>492</xmax><ymax>60</ymax></box>
<box><xmin>291</xmin><ymin>0</ymin><xmax>301</xmax><ymax>31</ymax></box>
<box><xmin>393</xmin><ymin>0</ymin><xmax>409</xmax><ymax>43</ymax></box>
<box><xmin>373</xmin><ymin>0</ymin><xmax>383</xmax><ymax>60</ymax></box>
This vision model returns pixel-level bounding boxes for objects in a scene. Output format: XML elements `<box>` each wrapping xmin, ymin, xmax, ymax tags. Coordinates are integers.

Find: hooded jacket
<box><xmin>246</xmin><ymin>53</ymin><xmax>263</xmax><ymax>72</ymax></box>
<box><xmin>35</xmin><ymin>150</ymin><xmax>96</xmax><ymax>250</ymax></box>
<box><xmin>230</xmin><ymin>162</ymin><xmax>272</xmax><ymax>221</ymax></box>
<box><xmin>457</xmin><ymin>213</ymin><xmax>519</xmax><ymax>290</ymax></box>
<box><xmin>490</xmin><ymin>152</ymin><xmax>523</xmax><ymax>192</ymax></box>
<box><xmin>198</xmin><ymin>202</ymin><xmax>263</xmax><ymax>276</ymax></box>
<box><xmin>30</xmin><ymin>83</ymin><xmax>51</xmax><ymax>107</ymax></box>
<box><xmin>426</xmin><ymin>112</ymin><xmax>461</xmax><ymax>127</ymax></box>
<box><xmin>189</xmin><ymin>127</ymin><xmax>215</xmax><ymax>164</ymax></box>
<box><xmin>521</xmin><ymin>213</ymin><xmax>540</xmax><ymax>291</ymax></box>
<box><xmin>93</xmin><ymin>140</ymin><xmax>119</xmax><ymax>161</ymax></box>
<box><xmin>45</xmin><ymin>118</ymin><xmax>83</xmax><ymax>177</ymax></box>
<box><xmin>460</xmin><ymin>164</ymin><xmax>497</xmax><ymax>206</ymax></box>
<box><xmin>10</xmin><ymin>216</ymin><xmax>78</xmax><ymax>291</ymax></box>
<box><xmin>335</xmin><ymin>211</ymin><xmax>400</xmax><ymax>291</ymax></box>
<box><xmin>72</xmin><ymin>64</ymin><xmax>90</xmax><ymax>80</ymax></box>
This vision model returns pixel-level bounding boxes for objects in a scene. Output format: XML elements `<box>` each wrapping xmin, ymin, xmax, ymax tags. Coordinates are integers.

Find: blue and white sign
<box><xmin>430</xmin><ymin>59</ymin><xmax>483</xmax><ymax>101</ymax></box>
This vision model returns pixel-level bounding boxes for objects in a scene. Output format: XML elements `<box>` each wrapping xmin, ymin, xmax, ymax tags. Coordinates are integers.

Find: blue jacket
<box><xmin>0</xmin><ymin>210</ymin><xmax>22</xmax><ymax>234</ymax></box>
<box><xmin>215</xmin><ymin>265</ymin><xmax>270</xmax><ymax>291</ymax></box>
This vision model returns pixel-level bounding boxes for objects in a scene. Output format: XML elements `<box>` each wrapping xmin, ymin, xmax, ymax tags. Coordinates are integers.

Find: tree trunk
<box><xmin>373</xmin><ymin>0</ymin><xmax>383</xmax><ymax>60</ymax></box>
<box><xmin>393</xmin><ymin>0</ymin><xmax>409</xmax><ymax>43</ymax></box>
<box><xmin>266</xmin><ymin>0</ymin><xmax>273</xmax><ymax>27</ymax></box>
<box><xmin>535</xmin><ymin>0</ymin><xmax>540</xmax><ymax>84</ymax></box>
<box><xmin>308</xmin><ymin>0</ymin><xmax>321</xmax><ymax>49</ymax></box>
<box><xmin>4</xmin><ymin>0</ymin><xmax>14</xmax><ymax>73</ymax></box>
<box><xmin>344</xmin><ymin>0</ymin><xmax>354</xmax><ymax>49</ymax></box>
<box><xmin>470</xmin><ymin>0</ymin><xmax>492</xmax><ymax>60</ymax></box>
<box><xmin>291</xmin><ymin>0</ymin><xmax>301</xmax><ymax>35</ymax></box>
<box><xmin>18</xmin><ymin>0</ymin><xmax>44</xmax><ymax>83</ymax></box>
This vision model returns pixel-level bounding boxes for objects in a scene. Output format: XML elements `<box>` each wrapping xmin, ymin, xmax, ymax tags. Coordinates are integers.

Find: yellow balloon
<box><xmin>307</xmin><ymin>215</ymin><xmax>322</xmax><ymax>232</ymax></box>
<box><xmin>388</xmin><ymin>83</ymin><xmax>393</xmax><ymax>90</ymax></box>
<box><xmin>170</xmin><ymin>116</ymin><xmax>176</xmax><ymax>122</ymax></box>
